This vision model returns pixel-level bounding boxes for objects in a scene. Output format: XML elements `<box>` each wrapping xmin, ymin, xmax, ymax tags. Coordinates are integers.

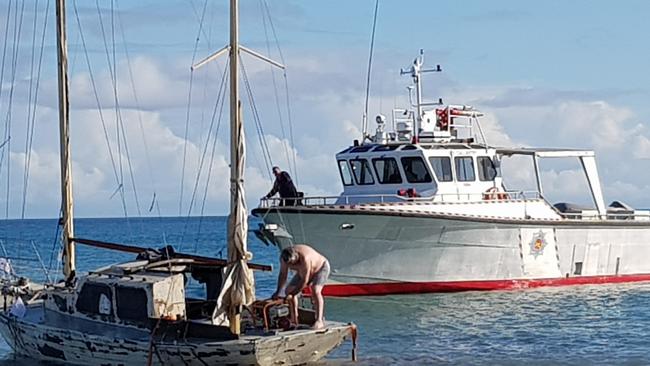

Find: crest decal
<box><xmin>529</xmin><ymin>230</ymin><xmax>547</xmax><ymax>258</ymax></box>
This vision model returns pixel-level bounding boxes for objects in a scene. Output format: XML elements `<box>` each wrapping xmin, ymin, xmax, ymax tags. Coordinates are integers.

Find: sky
<box><xmin>2</xmin><ymin>0</ymin><xmax>650</xmax><ymax>218</ymax></box>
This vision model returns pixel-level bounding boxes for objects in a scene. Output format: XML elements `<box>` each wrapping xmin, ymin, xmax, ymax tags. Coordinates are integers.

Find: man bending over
<box><xmin>272</xmin><ymin>245</ymin><xmax>330</xmax><ymax>329</ymax></box>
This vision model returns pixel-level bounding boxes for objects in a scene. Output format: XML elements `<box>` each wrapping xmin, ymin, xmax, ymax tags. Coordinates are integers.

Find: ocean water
<box><xmin>1</xmin><ymin>217</ymin><xmax>650</xmax><ymax>365</ymax></box>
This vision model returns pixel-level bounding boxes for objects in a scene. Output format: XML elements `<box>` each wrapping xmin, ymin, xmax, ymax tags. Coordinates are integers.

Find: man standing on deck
<box><xmin>271</xmin><ymin>245</ymin><xmax>330</xmax><ymax>329</ymax></box>
<box><xmin>263</xmin><ymin>166</ymin><xmax>298</xmax><ymax>206</ymax></box>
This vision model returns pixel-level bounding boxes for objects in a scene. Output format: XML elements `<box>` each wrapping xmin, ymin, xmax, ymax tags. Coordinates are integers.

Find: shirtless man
<box><xmin>271</xmin><ymin>244</ymin><xmax>330</xmax><ymax>329</ymax></box>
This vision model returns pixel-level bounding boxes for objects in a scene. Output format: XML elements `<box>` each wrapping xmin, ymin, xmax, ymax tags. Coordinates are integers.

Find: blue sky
<box><xmin>2</xmin><ymin>0</ymin><xmax>650</xmax><ymax>218</ymax></box>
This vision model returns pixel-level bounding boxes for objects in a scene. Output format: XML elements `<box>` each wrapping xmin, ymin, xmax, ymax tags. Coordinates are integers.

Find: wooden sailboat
<box><xmin>0</xmin><ymin>0</ymin><xmax>356</xmax><ymax>364</ymax></box>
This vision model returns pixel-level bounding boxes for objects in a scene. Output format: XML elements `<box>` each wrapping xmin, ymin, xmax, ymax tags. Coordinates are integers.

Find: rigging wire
<box><xmin>0</xmin><ymin>0</ymin><xmax>12</xmax><ymax>117</ymax></box>
<box><xmin>195</xmin><ymin>62</ymin><xmax>229</xmax><ymax>253</ymax></box>
<box><xmin>240</xmin><ymin>57</ymin><xmax>274</xmax><ymax>176</ymax></box>
<box><xmin>179</xmin><ymin>61</ymin><xmax>228</xmax><ymax>253</ymax></box>
<box><xmin>116</xmin><ymin>4</ymin><xmax>162</xmax><ymax>218</ymax></box>
<box><xmin>0</xmin><ymin>0</ymin><xmax>14</xmax><ymax>253</ymax></box>
<box><xmin>94</xmin><ymin>0</ymin><xmax>137</xmax><ymax>220</ymax></box>
<box><xmin>3</xmin><ymin>0</ymin><xmax>26</xmax><ymax>219</ymax></box>
<box><xmin>21</xmin><ymin>0</ymin><xmax>50</xmax><ymax>220</ymax></box>
<box><xmin>47</xmin><ymin>206</ymin><xmax>62</xmax><ymax>282</ymax></box>
<box><xmin>179</xmin><ymin>0</ymin><xmax>209</xmax><ymax>217</ymax></box>
<box><xmin>261</xmin><ymin>0</ymin><xmax>299</xmax><ymax>183</ymax></box>
<box><xmin>362</xmin><ymin>0</ymin><xmax>380</xmax><ymax>140</ymax></box>
<box><xmin>21</xmin><ymin>0</ymin><xmax>40</xmax><ymax>219</ymax></box>
<box><xmin>0</xmin><ymin>0</ymin><xmax>14</xmax><ymax>179</ymax></box>
<box><xmin>179</xmin><ymin>60</ymin><xmax>228</xmax><ymax>251</ymax></box>
<box><xmin>189</xmin><ymin>0</ymin><xmax>215</xmax><ymax>159</ymax></box>
<box><xmin>72</xmin><ymin>0</ymin><xmax>127</xmax><ymax>217</ymax></box>
<box><xmin>259</xmin><ymin>1</ymin><xmax>291</xmax><ymax>177</ymax></box>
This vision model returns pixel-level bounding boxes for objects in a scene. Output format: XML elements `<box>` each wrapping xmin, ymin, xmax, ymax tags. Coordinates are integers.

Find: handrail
<box><xmin>258</xmin><ymin>190</ymin><xmax>542</xmax><ymax>208</ymax></box>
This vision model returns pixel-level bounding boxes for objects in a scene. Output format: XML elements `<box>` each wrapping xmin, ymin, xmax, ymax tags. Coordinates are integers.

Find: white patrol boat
<box><xmin>253</xmin><ymin>51</ymin><xmax>650</xmax><ymax>296</ymax></box>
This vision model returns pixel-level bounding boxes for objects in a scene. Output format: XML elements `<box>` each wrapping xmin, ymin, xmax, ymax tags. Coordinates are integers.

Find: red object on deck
<box><xmin>302</xmin><ymin>274</ymin><xmax>650</xmax><ymax>297</ymax></box>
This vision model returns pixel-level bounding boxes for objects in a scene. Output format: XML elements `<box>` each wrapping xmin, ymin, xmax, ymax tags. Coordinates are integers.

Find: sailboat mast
<box><xmin>55</xmin><ymin>0</ymin><xmax>75</xmax><ymax>280</ymax></box>
<box><xmin>229</xmin><ymin>0</ymin><xmax>240</xmax><ymax>202</ymax></box>
<box><xmin>226</xmin><ymin>0</ymin><xmax>249</xmax><ymax>335</ymax></box>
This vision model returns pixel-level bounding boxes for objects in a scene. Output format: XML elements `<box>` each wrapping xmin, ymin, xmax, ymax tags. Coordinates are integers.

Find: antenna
<box><xmin>400</xmin><ymin>50</ymin><xmax>442</xmax><ymax>140</ymax></box>
<box><xmin>361</xmin><ymin>0</ymin><xmax>381</xmax><ymax>143</ymax></box>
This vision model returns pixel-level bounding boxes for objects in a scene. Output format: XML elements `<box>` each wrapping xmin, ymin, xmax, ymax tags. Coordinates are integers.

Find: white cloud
<box><xmin>632</xmin><ymin>135</ymin><xmax>650</xmax><ymax>159</ymax></box>
<box><xmin>8</xmin><ymin>45</ymin><xmax>650</xmax><ymax>219</ymax></box>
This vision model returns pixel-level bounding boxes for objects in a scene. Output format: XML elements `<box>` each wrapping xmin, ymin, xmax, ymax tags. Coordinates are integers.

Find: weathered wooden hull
<box><xmin>0</xmin><ymin>307</ymin><xmax>353</xmax><ymax>365</ymax></box>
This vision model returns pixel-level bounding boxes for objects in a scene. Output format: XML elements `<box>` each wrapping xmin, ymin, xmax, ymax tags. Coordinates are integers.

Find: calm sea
<box><xmin>1</xmin><ymin>217</ymin><xmax>650</xmax><ymax>365</ymax></box>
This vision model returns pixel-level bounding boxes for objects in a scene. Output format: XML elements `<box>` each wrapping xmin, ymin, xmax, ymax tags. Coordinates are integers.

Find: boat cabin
<box><xmin>334</xmin><ymin>101</ymin><xmax>506</xmax><ymax>204</ymax></box>
<box><xmin>336</xmin><ymin>141</ymin><xmax>503</xmax><ymax>203</ymax></box>
<box><xmin>42</xmin><ymin>258</ymin><xmax>232</xmax><ymax>336</ymax></box>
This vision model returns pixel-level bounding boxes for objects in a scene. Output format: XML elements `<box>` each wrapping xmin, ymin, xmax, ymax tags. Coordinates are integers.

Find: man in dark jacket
<box><xmin>264</xmin><ymin>166</ymin><xmax>298</xmax><ymax>206</ymax></box>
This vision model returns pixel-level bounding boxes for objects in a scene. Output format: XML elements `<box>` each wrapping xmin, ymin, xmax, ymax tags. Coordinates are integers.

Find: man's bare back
<box><xmin>285</xmin><ymin>245</ymin><xmax>326</xmax><ymax>282</ymax></box>
<box><xmin>272</xmin><ymin>244</ymin><xmax>330</xmax><ymax>329</ymax></box>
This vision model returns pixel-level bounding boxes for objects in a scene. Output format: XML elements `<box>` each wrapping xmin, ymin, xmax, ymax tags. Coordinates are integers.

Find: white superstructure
<box><xmin>253</xmin><ymin>51</ymin><xmax>650</xmax><ymax>296</ymax></box>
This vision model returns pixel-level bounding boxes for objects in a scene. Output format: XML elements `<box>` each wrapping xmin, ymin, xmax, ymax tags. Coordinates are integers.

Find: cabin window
<box><xmin>429</xmin><ymin>157</ymin><xmax>453</xmax><ymax>182</ymax></box>
<box><xmin>350</xmin><ymin>145</ymin><xmax>373</xmax><ymax>153</ymax></box>
<box><xmin>350</xmin><ymin>159</ymin><xmax>375</xmax><ymax>185</ymax></box>
<box><xmin>455</xmin><ymin>157</ymin><xmax>476</xmax><ymax>182</ymax></box>
<box><xmin>115</xmin><ymin>286</ymin><xmax>149</xmax><ymax>321</ymax></box>
<box><xmin>76</xmin><ymin>283</ymin><xmax>114</xmax><ymax>317</ymax></box>
<box><xmin>372</xmin><ymin>158</ymin><xmax>403</xmax><ymax>184</ymax></box>
<box><xmin>337</xmin><ymin>160</ymin><xmax>354</xmax><ymax>186</ymax></box>
<box><xmin>477</xmin><ymin>157</ymin><xmax>497</xmax><ymax>181</ymax></box>
<box><xmin>373</xmin><ymin>145</ymin><xmax>401</xmax><ymax>152</ymax></box>
<box><xmin>400</xmin><ymin>157</ymin><xmax>432</xmax><ymax>183</ymax></box>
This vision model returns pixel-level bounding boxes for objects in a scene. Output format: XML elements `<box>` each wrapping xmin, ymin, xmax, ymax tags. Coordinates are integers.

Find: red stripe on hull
<box><xmin>311</xmin><ymin>274</ymin><xmax>650</xmax><ymax>297</ymax></box>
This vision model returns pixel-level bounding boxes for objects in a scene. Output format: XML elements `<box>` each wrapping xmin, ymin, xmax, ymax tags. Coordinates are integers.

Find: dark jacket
<box><xmin>266</xmin><ymin>171</ymin><xmax>298</xmax><ymax>199</ymax></box>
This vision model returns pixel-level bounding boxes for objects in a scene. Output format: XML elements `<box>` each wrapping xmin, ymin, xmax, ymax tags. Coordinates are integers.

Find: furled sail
<box><xmin>213</xmin><ymin>102</ymin><xmax>255</xmax><ymax>327</ymax></box>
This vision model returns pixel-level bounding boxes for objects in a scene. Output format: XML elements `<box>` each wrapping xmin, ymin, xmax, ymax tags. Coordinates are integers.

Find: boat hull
<box><xmin>0</xmin><ymin>305</ymin><xmax>353</xmax><ymax>365</ymax></box>
<box><xmin>253</xmin><ymin>207</ymin><xmax>650</xmax><ymax>296</ymax></box>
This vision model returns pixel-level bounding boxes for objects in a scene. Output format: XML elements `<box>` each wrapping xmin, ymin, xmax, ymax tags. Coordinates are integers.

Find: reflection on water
<box><xmin>2</xmin><ymin>218</ymin><xmax>650</xmax><ymax>364</ymax></box>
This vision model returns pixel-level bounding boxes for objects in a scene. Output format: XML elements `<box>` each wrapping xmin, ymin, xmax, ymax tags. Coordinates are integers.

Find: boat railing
<box><xmin>258</xmin><ymin>190</ymin><xmax>542</xmax><ymax>208</ymax></box>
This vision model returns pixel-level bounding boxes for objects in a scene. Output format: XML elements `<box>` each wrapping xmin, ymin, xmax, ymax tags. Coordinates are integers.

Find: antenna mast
<box><xmin>400</xmin><ymin>50</ymin><xmax>442</xmax><ymax>140</ymax></box>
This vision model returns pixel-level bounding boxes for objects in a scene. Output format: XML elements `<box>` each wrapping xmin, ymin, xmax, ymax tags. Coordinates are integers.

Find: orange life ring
<box><xmin>483</xmin><ymin>187</ymin><xmax>507</xmax><ymax>200</ymax></box>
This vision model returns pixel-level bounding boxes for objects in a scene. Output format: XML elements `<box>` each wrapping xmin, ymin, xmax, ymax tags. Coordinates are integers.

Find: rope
<box><xmin>362</xmin><ymin>0</ymin><xmax>380</xmax><ymax>139</ymax></box>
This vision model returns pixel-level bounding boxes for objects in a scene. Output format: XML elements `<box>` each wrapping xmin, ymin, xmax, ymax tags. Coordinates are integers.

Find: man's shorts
<box><xmin>288</xmin><ymin>260</ymin><xmax>330</xmax><ymax>289</ymax></box>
